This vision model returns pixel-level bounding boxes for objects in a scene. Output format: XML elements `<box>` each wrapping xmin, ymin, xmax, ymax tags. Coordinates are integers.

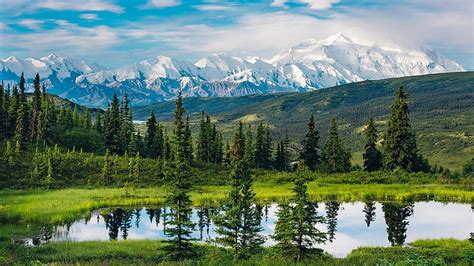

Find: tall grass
<box><xmin>0</xmin><ymin>183</ymin><xmax>472</xmax><ymax>224</ymax></box>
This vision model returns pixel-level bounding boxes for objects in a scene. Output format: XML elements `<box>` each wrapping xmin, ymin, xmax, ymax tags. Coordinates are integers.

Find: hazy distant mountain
<box><xmin>1</xmin><ymin>33</ymin><xmax>464</xmax><ymax>108</ymax></box>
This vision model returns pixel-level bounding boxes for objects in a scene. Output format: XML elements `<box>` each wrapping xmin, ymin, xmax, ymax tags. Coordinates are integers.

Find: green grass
<box><xmin>0</xmin><ymin>183</ymin><xmax>472</xmax><ymax>224</ymax></box>
<box><xmin>2</xmin><ymin>238</ymin><xmax>472</xmax><ymax>265</ymax></box>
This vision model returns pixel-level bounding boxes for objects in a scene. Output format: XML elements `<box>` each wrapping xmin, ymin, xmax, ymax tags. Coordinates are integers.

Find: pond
<box><xmin>27</xmin><ymin>201</ymin><xmax>473</xmax><ymax>257</ymax></box>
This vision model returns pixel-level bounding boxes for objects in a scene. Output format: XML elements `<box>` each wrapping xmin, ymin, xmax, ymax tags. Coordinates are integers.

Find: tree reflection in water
<box><xmin>382</xmin><ymin>202</ymin><xmax>414</xmax><ymax>246</ymax></box>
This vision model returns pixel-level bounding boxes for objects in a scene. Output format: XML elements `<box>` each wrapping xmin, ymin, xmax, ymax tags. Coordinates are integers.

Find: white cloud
<box><xmin>1</xmin><ymin>23</ymin><xmax>120</xmax><ymax>60</ymax></box>
<box><xmin>17</xmin><ymin>19</ymin><xmax>44</xmax><ymax>30</ymax></box>
<box><xmin>37</xmin><ymin>1</ymin><xmax>123</xmax><ymax>13</ymax></box>
<box><xmin>194</xmin><ymin>5</ymin><xmax>234</xmax><ymax>11</ymax></box>
<box><xmin>271</xmin><ymin>0</ymin><xmax>340</xmax><ymax>10</ymax></box>
<box><xmin>80</xmin><ymin>14</ymin><xmax>100</xmax><ymax>21</ymax></box>
<box><xmin>271</xmin><ymin>0</ymin><xmax>287</xmax><ymax>8</ymax></box>
<box><xmin>147</xmin><ymin>0</ymin><xmax>181</xmax><ymax>8</ymax></box>
<box><xmin>300</xmin><ymin>0</ymin><xmax>340</xmax><ymax>10</ymax></box>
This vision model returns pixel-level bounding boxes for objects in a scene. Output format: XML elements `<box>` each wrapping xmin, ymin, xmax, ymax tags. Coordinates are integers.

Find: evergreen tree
<box><xmin>198</xmin><ymin>111</ymin><xmax>210</xmax><ymax>162</ymax></box>
<box><xmin>4</xmin><ymin>140</ymin><xmax>13</xmax><ymax>165</ymax></box>
<box><xmin>101</xmin><ymin>149</ymin><xmax>113</xmax><ymax>185</ymax></box>
<box><xmin>300</xmin><ymin>115</ymin><xmax>320</xmax><ymax>170</ymax></box>
<box><xmin>81</xmin><ymin>109</ymin><xmax>92</xmax><ymax>129</ymax></box>
<box><xmin>18</xmin><ymin>75</ymin><xmax>30</xmax><ymax>141</ymax></box>
<box><xmin>8</xmin><ymin>84</ymin><xmax>19</xmax><ymax>138</ymax></box>
<box><xmin>14</xmin><ymin>103</ymin><xmax>27</xmax><ymax>149</ymax></box>
<box><xmin>272</xmin><ymin>162</ymin><xmax>326</xmax><ymax>261</ymax></box>
<box><xmin>163</xmin><ymin>91</ymin><xmax>196</xmax><ymax>261</ymax></box>
<box><xmin>254</xmin><ymin>124</ymin><xmax>273</xmax><ymax>169</ymax></box>
<box><xmin>1</xmin><ymin>84</ymin><xmax>10</xmax><ymax>139</ymax></box>
<box><xmin>184</xmin><ymin>116</ymin><xmax>193</xmax><ymax>164</ymax></box>
<box><xmin>29</xmin><ymin>74</ymin><xmax>42</xmax><ymax>141</ymax></box>
<box><xmin>120</xmin><ymin>94</ymin><xmax>134</xmax><ymax>152</ymax></box>
<box><xmin>214</xmin><ymin>121</ymin><xmax>263</xmax><ymax>260</ymax></box>
<box><xmin>145</xmin><ymin>111</ymin><xmax>163</xmax><ymax>158</ymax></box>
<box><xmin>129</xmin><ymin>152</ymin><xmax>140</xmax><ymax>183</ymax></box>
<box><xmin>244</xmin><ymin>125</ymin><xmax>255</xmax><ymax>166</ymax></box>
<box><xmin>321</xmin><ymin>119</ymin><xmax>351</xmax><ymax>173</ymax></box>
<box><xmin>18</xmin><ymin>73</ymin><xmax>27</xmax><ymax>107</ymax></box>
<box><xmin>94</xmin><ymin>112</ymin><xmax>103</xmax><ymax>133</ymax></box>
<box><xmin>383</xmin><ymin>87</ymin><xmax>427</xmax><ymax>172</ymax></box>
<box><xmin>37</xmin><ymin>85</ymin><xmax>54</xmax><ymax>144</ymax></box>
<box><xmin>0</xmin><ymin>82</ymin><xmax>5</xmax><ymax>141</ymax></box>
<box><xmin>44</xmin><ymin>148</ymin><xmax>54</xmax><ymax>188</ymax></box>
<box><xmin>105</xmin><ymin>95</ymin><xmax>121</xmax><ymax>154</ymax></box>
<box><xmin>275</xmin><ymin>134</ymin><xmax>290</xmax><ymax>171</ymax></box>
<box><xmin>363</xmin><ymin>117</ymin><xmax>383</xmax><ymax>171</ymax></box>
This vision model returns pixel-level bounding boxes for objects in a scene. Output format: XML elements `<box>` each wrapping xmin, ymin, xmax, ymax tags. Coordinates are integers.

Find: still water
<box><xmin>33</xmin><ymin>201</ymin><xmax>472</xmax><ymax>257</ymax></box>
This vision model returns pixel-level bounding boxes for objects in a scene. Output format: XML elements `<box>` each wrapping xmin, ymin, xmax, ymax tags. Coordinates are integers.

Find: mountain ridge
<box><xmin>1</xmin><ymin>33</ymin><xmax>465</xmax><ymax>108</ymax></box>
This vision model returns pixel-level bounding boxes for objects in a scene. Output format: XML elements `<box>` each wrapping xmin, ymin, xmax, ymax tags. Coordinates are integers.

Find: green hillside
<box><xmin>133</xmin><ymin>72</ymin><xmax>474</xmax><ymax>171</ymax></box>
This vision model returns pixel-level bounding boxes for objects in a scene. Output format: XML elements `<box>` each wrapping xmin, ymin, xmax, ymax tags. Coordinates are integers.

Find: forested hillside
<box><xmin>134</xmin><ymin>72</ymin><xmax>474</xmax><ymax>170</ymax></box>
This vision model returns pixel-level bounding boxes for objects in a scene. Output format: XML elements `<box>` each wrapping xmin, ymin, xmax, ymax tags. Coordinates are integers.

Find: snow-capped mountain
<box><xmin>1</xmin><ymin>53</ymin><xmax>104</xmax><ymax>95</ymax></box>
<box><xmin>1</xmin><ymin>33</ymin><xmax>465</xmax><ymax>108</ymax></box>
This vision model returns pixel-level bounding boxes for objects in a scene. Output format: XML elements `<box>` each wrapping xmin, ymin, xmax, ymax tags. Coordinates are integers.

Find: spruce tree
<box><xmin>1</xmin><ymin>84</ymin><xmax>10</xmax><ymax>139</ymax></box>
<box><xmin>300</xmin><ymin>115</ymin><xmax>320</xmax><ymax>170</ymax></box>
<box><xmin>163</xmin><ymin>91</ymin><xmax>196</xmax><ymax>261</ymax></box>
<box><xmin>214</xmin><ymin>121</ymin><xmax>263</xmax><ymax>260</ymax></box>
<box><xmin>129</xmin><ymin>152</ymin><xmax>140</xmax><ymax>183</ymax></box>
<box><xmin>198</xmin><ymin>111</ymin><xmax>210</xmax><ymax>162</ymax></box>
<box><xmin>321</xmin><ymin>119</ymin><xmax>351</xmax><ymax>173</ymax></box>
<box><xmin>0</xmin><ymin>82</ymin><xmax>5</xmax><ymax>141</ymax></box>
<box><xmin>184</xmin><ymin>116</ymin><xmax>193</xmax><ymax>164</ymax></box>
<box><xmin>14</xmin><ymin>103</ymin><xmax>27</xmax><ymax>149</ymax></box>
<box><xmin>383</xmin><ymin>87</ymin><xmax>426</xmax><ymax>172</ymax></box>
<box><xmin>105</xmin><ymin>95</ymin><xmax>121</xmax><ymax>154</ymax></box>
<box><xmin>254</xmin><ymin>123</ymin><xmax>266</xmax><ymax>168</ymax></box>
<box><xmin>363</xmin><ymin>118</ymin><xmax>382</xmax><ymax>171</ymax></box>
<box><xmin>94</xmin><ymin>112</ymin><xmax>103</xmax><ymax>133</ymax></box>
<box><xmin>145</xmin><ymin>111</ymin><xmax>158</xmax><ymax>157</ymax></box>
<box><xmin>44</xmin><ymin>148</ymin><xmax>54</xmax><ymax>188</ymax></box>
<box><xmin>37</xmin><ymin>85</ymin><xmax>54</xmax><ymax>144</ymax></box>
<box><xmin>101</xmin><ymin>149</ymin><xmax>113</xmax><ymax>185</ymax></box>
<box><xmin>272</xmin><ymin>162</ymin><xmax>326</xmax><ymax>261</ymax></box>
<box><xmin>8</xmin><ymin>84</ymin><xmax>19</xmax><ymax>138</ymax></box>
<box><xmin>29</xmin><ymin>73</ymin><xmax>42</xmax><ymax>141</ymax></box>
<box><xmin>120</xmin><ymin>94</ymin><xmax>134</xmax><ymax>152</ymax></box>
<box><xmin>244</xmin><ymin>125</ymin><xmax>255</xmax><ymax>166</ymax></box>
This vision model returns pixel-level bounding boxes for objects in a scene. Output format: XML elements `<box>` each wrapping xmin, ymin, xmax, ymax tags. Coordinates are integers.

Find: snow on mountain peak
<box><xmin>321</xmin><ymin>32</ymin><xmax>354</xmax><ymax>44</ymax></box>
<box><xmin>0</xmin><ymin>33</ymin><xmax>466</xmax><ymax>108</ymax></box>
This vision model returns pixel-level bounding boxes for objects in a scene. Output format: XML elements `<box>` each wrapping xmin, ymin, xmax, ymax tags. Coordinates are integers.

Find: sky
<box><xmin>0</xmin><ymin>0</ymin><xmax>473</xmax><ymax>69</ymax></box>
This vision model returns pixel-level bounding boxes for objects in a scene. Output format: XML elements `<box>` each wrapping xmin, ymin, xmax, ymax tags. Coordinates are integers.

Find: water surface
<box><xmin>33</xmin><ymin>201</ymin><xmax>473</xmax><ymax>257</ymax></box>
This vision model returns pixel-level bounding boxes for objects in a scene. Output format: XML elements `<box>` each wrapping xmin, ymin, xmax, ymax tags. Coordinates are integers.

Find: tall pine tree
<box><xmin>214</xmin><ymin>121</ymin><xmax>264</xmax><ymax>260</ymax></box>
<box><xmin>163</xmin><ymin>91</ymin><xmax>196</xmax><ymax>261</ymax></box>
<box><xmin>105</xmin><ymin>95</ymin><xmax>121</xmax><ymax>154</ymax></box>
<box><xmin>300</xmin><ymin>115</ymin><xmax>320</xmax><ymax>170</ymax></box>
<box><xmin>363</xmin><ymin>117</ymin><xmax>382</xmax><ymax>171</ymax></box>
<box><xmin>383</xmin><ymin>87</ymin><xmax>427</xmax><ymax>172</ymax></box>
<box><xmin>29</xmin><ymin>74</ymin><xmax>42</xmax><ymax>141</ymax></box>
<box><xmin>321</xmin><ymin>119</ymin><xmax>351</xmax><ymax>173</ymax></box>
<box><xmin>273</xmin><ymin>162</ymin><xmax>326</xmax><ymax>261</ymax></box>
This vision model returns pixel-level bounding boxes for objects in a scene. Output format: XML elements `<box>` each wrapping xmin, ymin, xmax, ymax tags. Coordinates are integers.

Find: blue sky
<box><xmin>0</xmin><ymin>0</ymin><xmax>472</xmax><ymax>69</ymax></box>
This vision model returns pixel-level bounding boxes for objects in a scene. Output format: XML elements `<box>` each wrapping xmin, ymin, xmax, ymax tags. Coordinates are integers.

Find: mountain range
<box><xmin>1</xmin><ymin>33</ymin><xmax>465</xmax><ymax>108</ymax></box>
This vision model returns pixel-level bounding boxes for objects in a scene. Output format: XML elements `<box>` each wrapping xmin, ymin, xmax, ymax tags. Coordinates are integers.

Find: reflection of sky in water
<box><xmin>50</xmin><ymin>201</ymin><xmax>473</xmax><ymax>258</ymax></box>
